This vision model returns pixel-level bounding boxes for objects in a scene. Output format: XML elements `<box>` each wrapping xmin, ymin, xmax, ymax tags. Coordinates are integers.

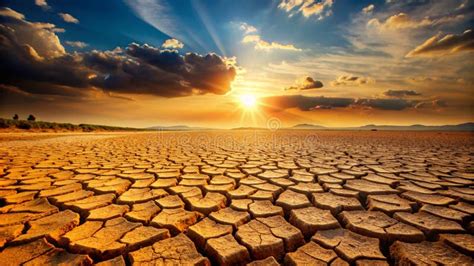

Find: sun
<box><xmin>239</xmin><ymin>94</ymin><xmax>258</xmax><ymax>109</ymax></box>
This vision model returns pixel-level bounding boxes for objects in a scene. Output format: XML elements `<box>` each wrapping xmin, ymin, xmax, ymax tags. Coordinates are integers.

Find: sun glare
<box><xmin>239</xmin><ymin>94</ymin><xmax>257</xmax><ymax>109</ymax></box>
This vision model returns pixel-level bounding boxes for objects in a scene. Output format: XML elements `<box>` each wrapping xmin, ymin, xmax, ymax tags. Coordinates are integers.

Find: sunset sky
<box><xmin>0</xmin><ymin>0</ymin><xmax>473</xmax><ymax>128</ymax></box>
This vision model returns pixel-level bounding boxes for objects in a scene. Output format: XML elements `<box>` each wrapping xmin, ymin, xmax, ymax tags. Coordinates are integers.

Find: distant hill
<box><xmin>147</xmin><ymin>125</ymin><xmax>212</xmax><ymax>131</ymax></box>
<box><xmin>287</xmin><ymin>122</ymin><xmax>474</xmax><ymax>131</ymax></box>
<box><xmin>156</xmin><ymin>122</ymin><xmax>474</xmax><ymax>131</ymax></box>
<box><xmin>291</xmin><ymin>124</ymin><xmax>326</xmax><ymax>129</ymax></box>
<box><xmin>359</xmin><ymin>122</ymin><xmax>474</xmax><ymax>131</ymax></box>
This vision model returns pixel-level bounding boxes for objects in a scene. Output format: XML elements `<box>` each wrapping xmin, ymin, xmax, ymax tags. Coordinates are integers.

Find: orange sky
<box><xmin>0</xmin><ymin>1</ymin><xmax>473</xmax><ymax>128</ymax></box>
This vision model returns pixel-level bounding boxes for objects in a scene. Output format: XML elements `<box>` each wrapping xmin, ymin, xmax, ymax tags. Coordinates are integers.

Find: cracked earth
<box><xmin>0</xmin><ymin>131</ymin><xmax>473</xmax><ymax>265</ymax></box>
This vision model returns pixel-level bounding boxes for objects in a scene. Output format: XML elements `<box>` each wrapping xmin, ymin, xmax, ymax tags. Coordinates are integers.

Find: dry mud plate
<box><xmin>0</xmin><ymin>130</ymin><xmax>473</xmax><ymax>265</ymax></box>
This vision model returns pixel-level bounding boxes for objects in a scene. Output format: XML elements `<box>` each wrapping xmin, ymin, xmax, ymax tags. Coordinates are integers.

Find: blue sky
<box><xmin>0</xmin><ymin>0</ymin><xmax>473</xmax><ymax>127</ymax></box>
<box><xmin>1</xmin><ymin>0</ymin><xmax>376</xmax><ymax>55</ymax></box>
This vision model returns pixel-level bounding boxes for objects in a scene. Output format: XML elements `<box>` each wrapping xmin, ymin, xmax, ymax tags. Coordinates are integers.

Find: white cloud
<box><xmin>65</xmin><ymin>41</ymin><xmax>88</xmax><ymax>49</ymax></box>
<box><xmin>242</xmin><ymin>34</ymin><xmax>302</xmax><ymax>52</ymax></box>
<box><xmin>278</xmin><ymin>0</ymin><xmax>334</xmax><ymax>20</ymax></box>
<box><xmin>362</xmin><ymin>4</ymin><xmax>374</xmax><ymax>14</ymax></box>
<box><xmin>161</xmin><ymin>38</ymin><xmax>184</xmax><ymax>49</ymax></box>
<box><xmin>59</xmin><ymin>13</ymin><xmax>79</xmax><ymax>24</ymax></box>
<box><xmin>124</xmin><ymin>0</ymin><xmax>187</xmax><ymax>44</ymax></box>
<box><xmin>239</xmin><ymin>22</ymin><xmax>257</xmax><ymax>34</ymax></box>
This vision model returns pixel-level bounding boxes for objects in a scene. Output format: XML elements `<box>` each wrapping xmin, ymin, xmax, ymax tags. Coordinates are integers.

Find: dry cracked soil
<box><xmin>0</xmin><ymin>130</ymin><xmax>473</xmax><ymax>265</ymax></box>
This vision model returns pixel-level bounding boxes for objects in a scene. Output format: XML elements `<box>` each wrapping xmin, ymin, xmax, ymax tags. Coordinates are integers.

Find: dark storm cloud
<box><xmin>126</xmin><ymin>43</ymin><xmax>186</xmax><ymax>73</ymax></box>
<box><xmin>0</xmin><ymin>8</ymin><xmax>236</xmax><ymax>98</ymax></box>
<box><xmin>262</xmin><ymin>95</ymin><xmax>419</xmax><ymax>111</ymax></box>
<box><xmin>262</xmin><ymin>95</ymin><xmax>354</xmax><ymax>111</ymax></box>
<box><xmin>383</xmin><ymin>89</ymin><xmax>421</xmax><ymax>97</ymax></box>
<box><xmin>0</xmin><ymin>19</ymin><xmax>91</xmax><ymax>95</ymax></box>
<box><xmin>355</xmin><ymin>98</ymin><xmax>416</xmax><ymax>110</ymax></box>
<box><xmin>285</xmin><ymin>77</ymin><xmax>323</xmax><ymax>91</ymax></box>
<box><xmin>83</xmin><ymin>49</ymin><xmax>190</xmax><ymax>97</ymax></box>
<box><xmin>183</xmin><ymin>52</ymin><xmax>237</xmax><ymax>95</ymax></box>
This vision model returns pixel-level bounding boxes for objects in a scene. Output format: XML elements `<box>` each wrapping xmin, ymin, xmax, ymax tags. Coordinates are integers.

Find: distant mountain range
<box><xmin>291</xmin><ymin>122</ymin><xmax>474</xmax><ymax>131</ymax></box>
<box><xmin>147</xmin><ymin>122</ymin><xmax>474</xmax><ymax>131</ymax></box>
<box><xmin>291</xmin><ymin>124</ymin><xmax>327</xmax><ymax>129</ymax></box>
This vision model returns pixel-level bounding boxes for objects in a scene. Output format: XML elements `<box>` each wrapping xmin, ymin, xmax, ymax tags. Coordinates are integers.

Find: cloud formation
<box><xmin>278</xmin><ymin>0</ymin><xmax>333</xmax><ymax>20</ymax></box>
<box><xmin>355</xmin><ymin>98</ymin><xmax>415</xmax><ymax>110</ymax></box>
<box><xmin>0</xmin><ymin>8</ymin><xmax>237</xmax><ymax>98</ymax></box>
<box><xmin>239</xmin><ymin>22</ymin><xmax>257</xmax><ymax>34</ymax></box>
<box><xmin>59</xmin><ymin>13</ymin><xmax>79</xmax><ymax>24</ymax></box>
<box><xmin>285</xmin><ymin>76</ymin><xmax>323</xmax><ymax>90</ymax></box>
<box><xmin>406</xmin><ymin>29</ymin><xmax>474</xmax><ymax>57</ymax></box>
<box><xmin>161</xmin><ymin>38</ymin><xmax>184</xmax><ymax>49</ymax></box>
<box><xmin>35</xmin><ymin>0</ymin><xmax>49</xmax><ymax>9</ymax></box>
<box><xmin>262</xmin><ymin>95</ymin><xmax>353</xmax><ymax>111</ymax></box>
<box><xmin>0</xmin><ymin>8</ymin><xmax>65</xmax><ymax>58</ymax></box>
<box><xmin>331</xmin><ymin>75</ymin><xmax>372</xmax><ymax>86</ymax></box>
<box><xmin>261</xmin><ymin>94</ymin><xmax>427</xmax><ymax>111</ymax></box>
<box><xmin>415</xmin><ymin>99</ymin><xmax>447</xmax><ymax>109</ymax></box>
<box><xmin>384</xmin><ymin>90</ymin><xmax>421</xmax><ymax>97</ymax></box>
<box><xmin>368</xmin><ymin>13</ymin><xmax>465</xmax><ymax>30</ymax></box>
<box><xmin>362</xmin><ymin>4</ymin><xmax>374</xmax><ymax>14</ymax></box>
<box><xmin>65</xmin><ymin>41</ymin><xmax>88</xmax><ymax>49</ymax></box>
<box><xmin>242</xmin><ymin>34</ymin><xmax>302</xmax><ymax>51</ymax></box>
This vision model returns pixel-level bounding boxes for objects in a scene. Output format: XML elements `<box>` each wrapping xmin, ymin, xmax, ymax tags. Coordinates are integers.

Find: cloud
<box><xmin>0</xmin><ymin>8</ymin><xmax>237</xmax><ymax>98</ymax></box>
<box><xmin>84</xmin><ymin>44</ymin><xmax>236</xmax><ymax>97</ymax></box>
<box><xmin>262</xmin><ymin>95</ymin><xmax>354</xmax><ymax>111</ymax></box>
<box><xmin>278</xmin><ymin>0</ymin><xmax>334</xmax><ymax>20</ymax></box>
<box><xmin>457</xmin><ymin>0</ymin><xmax>468</xmax><ymax>10</ymax></box>
<box><xmin>58</xmin><ymin>13</ymin><xmax>79</xmax><ymax>24</ymax></box>
<box><xmin>406</xmin><ymin>29</ymin><xmax>474</xmax><ymax>57</ymax></box>
<box><xmin>35</xmin><ymin>0</ymin><xmax>49</xmax><ymax>10</ymax></box>
<box><xmin>239</xmin><ymin>22</ymin><xmax>257</xmax><ymax>34</ymax></box>
<box><xmin>0</xmin><ymin>7</ymin><xmax>65</xmax><ymax>58</ymax></box>
<box><xmin>65</xmin><ymin>41</ymin><xmax>88</xmax><ymax>49</ymax></box>
<box><xmin>0</xmin><ymin>7</ymin><xmax>25</xmax><ymax>20</ymax></box>
<box><xmin>261</xmin><ymin>94</ymin><xmax>424</xmax><ymax>112</ymax></box>
<box><xmin>124</xmin><ymin>0</ymin><xmax>190</xmax><ymax>46</ymax></box>
<box><xmin>368</xmin><ymin>13</ymin><xmax>465</xmax><ymax>30</ymax></box>
<box><xmin>285</xmin><ymin>76</ymin><xmax>323</xmax><ymax>90</ymax></box>
<box><xmin>331</xmin><ymin>75</ymin><xmax>372</xmax><ymax>86</ymax></box>
<box><xmin>362</xmin><ymin>4</ymin><xmax>374</xmax><ymax>14</ymax></box>
<box><xmin>384</xmin><ymin>90</ymin><xmax>421</xmax><ymax>97</ymax></box>
<box><xmin>242</xmin><ymin>34</ymin><xmax>302</xmax><ymax>51</ymax></box>
<box><xmin>354</xmin><ymin>98</ymin><xmax>415</xmax><ymax>110</ymax></box>
<box><xmin>237</xmin><ymin>23</ymin><xmax>301</xmax><ymax>52</ymax></box>
<box><xmin>406</xmin><ymin>76</ymin><xmax>437</xmax><ymax>83</ymax></box>
<box><xmin>415</xmin><ymin>99</ymin><xmax>447</xmax><ymax>109</ymax></box>
<box><xmin>161</xmin><ymin>38</ymin><xmax>184</xmax><ymax>49</ymax></box>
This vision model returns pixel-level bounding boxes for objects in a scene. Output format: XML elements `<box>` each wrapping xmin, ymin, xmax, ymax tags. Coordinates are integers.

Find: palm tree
<box><xmin>27</xmin><ymin>114</ymin><xmax>36</xmax><ymax>121</ymax></box>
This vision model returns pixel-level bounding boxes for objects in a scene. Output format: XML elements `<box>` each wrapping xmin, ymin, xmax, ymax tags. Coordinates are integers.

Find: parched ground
<box><xmin>0</xmin><ymin>130</ymin><xmax>473</xmax><ymax>265</ymax></box>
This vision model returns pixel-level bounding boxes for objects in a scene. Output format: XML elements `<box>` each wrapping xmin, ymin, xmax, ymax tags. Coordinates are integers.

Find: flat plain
<box><xmin>0</xmin><ymin>130</ymin><xmax>473</xmax><ymax>265</ymax></box>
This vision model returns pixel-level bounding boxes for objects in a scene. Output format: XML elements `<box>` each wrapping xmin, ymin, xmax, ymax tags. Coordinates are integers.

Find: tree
<box><xmin>27</xmin><ymin>114</ymin><xmax>36</xmax><ymax>121</ymax></box>
<box><xmin>13</xmin><ymin>114</ymin><xmax>19</xmax><ymax>120</ymax></box>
